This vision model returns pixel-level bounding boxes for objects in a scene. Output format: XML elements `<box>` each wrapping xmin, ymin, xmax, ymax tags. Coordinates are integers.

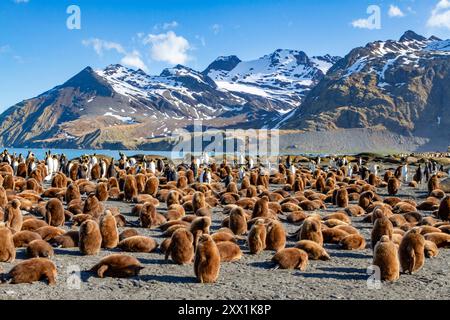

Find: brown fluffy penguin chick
<box><xmin>144</xmin><ymin>176</ymin><xmax>159</xmax><ymax>197</ymax></box>
<box><xmin>437</xmin><ymin>196</ymin><xmax>450</xmax><ymax>221</ymax></box>
<box><xmin>13</xmin><ymin>230</ymin><xmax>41</xmax><ymax>247</ymax></box>
<box><xmin>299</xmin><ymin>218</ymin><xmax>323</xmax><ymax>246</ymax></box>
<box><xmin>428</xmin><ymin>175</ymin><xmax>440</xmax><ymax>195</ymax></box>
<box><xmin>229</xmin><ymin>206</ymin><xmax>247</xmax><ymax>236</ymax></box>
<box><xmin>398</xmin><ymin>228</ymin><xmax>425</xmax><ymax>274</ymax></box>
<box><xmin>424</xmin><ymin>232</ymin><xmax>450</xmax><ymax>248</ymax></box>
<box><xmin>124</xmin><ymin>175</ymin><xmax>138</xmax><ymax>202</ymax></box>
<box><xmin>35</xmin><ymin>226</ymin><xmax>65</xmax><ymax>241</ymax></box>
<box><xmin>45</xmin><ymin>198</ymin><xmax>65</xmax><ymax>227</ymax></box>
<box><xmin>118</xmin><ymin>236</ymin><xmax>158</xmax><ymax>253</ymax></box>
<box><xmin>271</xmin><ymin>248</ymin><xmax>308</xmax><ymax>270</ymax></box>
<box><xmin>0</xmin><ymin>224</ymin><xmax>15</xmax><ymax>262</ymax></box>
<box><xmin>65</xmin><ymin>183</ymin><xmax>81</xmax><ymax>203</ymax></box>
<box><xmin>7</xmin><ymin>258</ymin><xmax>57</xmax><ymax>285</ymax></box>
<box><xmin>252</xmin><ymin>196</ymin><xmax>271</xmax><ymax>219</ymax></box>
<box><xmin>424</xmin><ymin>240</ymin><xmax>439</xmax><ymax>258</ymax></box>
<box><xmin>83</xmin><ymin>194</ymin><xmax>104</xmax><ymax>219</ymax></box>
<box><xmin>165</xmin><ymin>228</ymin><xmax>194</xmax><ymax>265</ymax></box>
<box><xmin>95</xmin><ymin>182</ymin><xmax>109</xmax><ymax>202</ymax></box>
<box><xmin>90</xmin><ymin>254</ymin><xmax>144</xmax><ymax>278</ymax></box>
<box><xmin>189</xmin><ymin>216</ymin><xmax>211</xmax><ymax>235</ymax></box>
<box><xmin>51</xmin><ymin>230</ymin><xmax>79</xmax><ymax>248</ymax></box>
<box><xmin>100</xmin><ymin>210</ymin><xmax>119</xmax><ymax>249</ymax></box>
<box><xmin>387</xmin><ymin>177</ymin><xmax>401</xmax><ymax>196</ymax></box>
<box><xmin>26</xmin><ymin>239</ymin><xmax>54</xmax><ymax>258</ymax></box>
<box><xmin>247</xmin><ymin>219</ymin><xmax>267</xmax><ymax>254</ymax></box>
<box><xmin>21</xmin><ymin>218</ymin><xmax>48</xmax><ymax>231</ymax></box>
<box><xmin>371</xmin><ymin>217</ymin><xmax>393</xmax><ymax>249</ymax></box>
<box><xmin>339</xmin><ymin>234</ymin><xmax>366</xmax><ymax>250</ymax></box>
<box><xmin>216</xmin><ymin>241</ymin><xmax>242</xmax><ymax>262</ymax></box>
<box><xmin>119</xmin><ymin>229</ymin><xmax>139</xmax><ymax>241</ymax></box>
<box><xmin>372</xmin><ymin>235</ymin><xmax>400</xmax><ymax>282</ymax></box>
<box><xmin>266</xmin><ymin>220</ymin><xmax>286</xmax><ymax>251</ymax></box>
<box><xmin>335</xmin><ymin>187</ymin><xmax>349</xmax><ymax>208</ymax></box>
<box><xmin>211</xmin><ymin>232</ymin><xmax>236</xmax><ymax>243</ymax></box>
<box><xmin>79</xmin><ymin>219</ymin><xmax>102</xmax><ymax>255</ymax></box>
<box><xmin>294</xmin><ymin>240</ymin><xmax>330</xmax><ymax>260</ymax></box>
<box><xmin>5</xmin><ymin>199</ymin><xmax>23</xmax><ymax>232</ymax></box>
<box><xmin>192</xmin><ymin>191</ymin><xmax>206</xmax><ymax>214</ymax></box>
<box><xmin>194</xmin><ymin>234</ymin><xmax>221</xmax><ymax>283</ymax></box>
<box><xmin>140</xmin><ymin>202</ymin><xmax>166</xmax><ymax>228</ymax></box>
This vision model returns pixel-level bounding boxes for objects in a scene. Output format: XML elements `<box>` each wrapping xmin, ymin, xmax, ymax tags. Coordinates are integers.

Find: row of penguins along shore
<box><xmin>0</xmin><ymin>149</ymin><xmax>448</xmax><ymax>284</ymax></box>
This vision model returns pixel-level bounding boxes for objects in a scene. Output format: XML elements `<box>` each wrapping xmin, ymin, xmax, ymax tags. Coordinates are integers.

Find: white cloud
<box><xmin>82</xmin><ymin>38</ymin><xmax>148</xmax><ymax>71</ymax></box>
<box><xmin>13</xmin><ymin>55</ymin><xmax>24</xmax><ymax>64</ymax></box>
<box><xmin>211</xmin><ymin>24</ymin><xmax>222</xmax><ymax>35</ymax></box>
<box><xmin>351</xmin><ymin>18</ymin><xmax>376</xmax><ymax>29</ymax></box>
<box><xmin>82</xmin><ymin>38</ymin><xmax>126</xmax><ymax>56</ymax></box>
<box><xmin>153</xmin><ymin>21</ymin><xmax>179</xmax><ymax>31</ymax></box>
<box><xmin>195</xmin><ymin>35</ymin><xmax>206</xmax><ymax>47</ymax></box>
<box><xmin>121</xmin><ymin>50</ymin><xmax>148</xmax><ymax>72</ymax></box>
<box><xmin>388</xmin><ymin>5</ymin><xmax>405</xmax><ymax>17</ymax></box>
<box><xmin>427</xmin><ymin>0</ymin><xmax>450</xmax><ymax>29</ymax></box>
<box><xmin>143</xmin><ymin>31</ymin><xmax>191</xmax><ymax>65</ymax></box>
<box><xmin>0</xmin><ymin>45</ymin><xmax>10</xmax><ymax>53</ymax></box>
<box><xmin>163</xmin><ymin>21</ymin><xmax>178</xmax><ymax>30</ymax></box>
<box><xmin>351</xmin><ymin>5</ymin><xmax>381</xmax><ymax>30</ymax></box>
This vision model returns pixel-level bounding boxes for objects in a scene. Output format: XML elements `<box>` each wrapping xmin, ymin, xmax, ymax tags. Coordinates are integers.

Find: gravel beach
<box><xmin>1</xmin><ymin>171</ymin><xmax>449</xmax><ymax>301</ymax></box>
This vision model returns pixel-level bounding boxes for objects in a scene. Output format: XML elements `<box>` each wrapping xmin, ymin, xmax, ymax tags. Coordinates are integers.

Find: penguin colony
<box><xmin>0</xmin><ymin>150</ymin><xmax>448</xmax><ymax>287</ymax></box>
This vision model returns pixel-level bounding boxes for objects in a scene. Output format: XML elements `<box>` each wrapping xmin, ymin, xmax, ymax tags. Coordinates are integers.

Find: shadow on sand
<box><xmin>331</xmin><ymin>251</ymin><xmax>371</xmax><ymax>259</ymax></box>
<box><xmin>297</xmin><ymin>266</ymin><xmax>368</xmax><ymax>280</ymax></box>
<box><xmin>138</xmin><ymin>274</ymin><xmax>196</xmax><ymax>284</ymax></box>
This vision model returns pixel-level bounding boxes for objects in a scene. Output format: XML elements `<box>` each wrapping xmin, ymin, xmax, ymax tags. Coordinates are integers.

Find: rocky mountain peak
<box><xmin>399</xmin><ymin>30</ymin><xmax>427</xmax><ymax>42</ymax></box>
<box><xmin>203</xmin><ymin>55</ymin><xmax>241</xmax><ymax>75</ymax></box>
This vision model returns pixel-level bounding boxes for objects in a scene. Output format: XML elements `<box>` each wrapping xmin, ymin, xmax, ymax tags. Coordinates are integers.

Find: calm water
<box><xmin>0</xmin><ymin>147</ymin><xmax>332</xmax><ymax>161</ymax></box>
<box><xmin>0</xmin><ymin>148</ymin><xmax>179</xmax><ymax>160</ymax></box>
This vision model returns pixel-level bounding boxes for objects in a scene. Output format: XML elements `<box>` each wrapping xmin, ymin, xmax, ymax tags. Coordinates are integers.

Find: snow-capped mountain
<box><xmin>0</xmin><ymin>48</ymin><xmax>338</xmax><ymax>149</ymax></box>
<box><xmin>204</xmin><ymin>50</ymin><xmax>341</xmax><ymax>112</ymax></box>
<box><xmin>282</xmin><ymin>31</ymin><xmax>450</xmax><ymax>146</ymax></box>
<box><xmin>0</xmin><ymin>31</ymin><xmax>447</xmax><ymax>150</ymax></box>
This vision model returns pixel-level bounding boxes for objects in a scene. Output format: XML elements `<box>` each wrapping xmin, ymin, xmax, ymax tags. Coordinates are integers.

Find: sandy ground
<box><xmin>0</xmin><ymin>172</ymin><xmax>449</xmax><ymax>300</ymax></box>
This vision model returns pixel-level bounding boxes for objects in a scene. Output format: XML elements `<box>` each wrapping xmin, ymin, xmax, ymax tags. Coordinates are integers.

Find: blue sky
<box><xmin>0</xmin><ymin>0</ymin><xmax>449</xmax><ymax>112</ymax></box>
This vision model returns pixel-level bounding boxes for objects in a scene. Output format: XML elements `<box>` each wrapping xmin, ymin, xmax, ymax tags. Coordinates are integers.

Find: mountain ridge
<box><xmin>0</xmin><ymin>31</ymin><xmax>448</xmax><ymax>151</ymax></box>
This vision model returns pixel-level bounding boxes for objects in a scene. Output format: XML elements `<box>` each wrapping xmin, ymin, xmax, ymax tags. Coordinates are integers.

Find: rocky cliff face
<box><xmin>0</xmin><ymin>31</ymin><xmax>448</xmax><ymax>151</ymax></box>
<box><xmin>282</xmin><ymin>31</ymin><xmax>450</xmax><ymax>147</ymax></box>
<box><xmin>0</xmin><ymin>49</ymin><xmax>338</xmax><ymax>149</ymax></box>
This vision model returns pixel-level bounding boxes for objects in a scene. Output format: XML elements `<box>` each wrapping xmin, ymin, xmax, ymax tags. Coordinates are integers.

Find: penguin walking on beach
<box><xmin>90</xmin><ymin>154</ymin><xmax>98</xmax><ymax>166</ymax></box>
<box><xmin>107</xmin><ymin>158</ymin><xmax>117</xmax><ymax>179</ymax></box>
<box><xmin>157</xmin><ymin>159</ymin><xmax>164</xmax><ymax>173</ymax></box>
<box><xmin>289</xmin><ymin>164</ymin><xmax>296</xmax><ymax>176</ymax></box>
<box><xmin>59</xmin><ymin>154</ymin><xmax>67</xmax><ymax>173</ymax></box>
<box><xmin>100</xmin><ymin>159</ymin><xmax>107</xmax><ymax>178</ymax></box>
<box><xmin>203</xmin><ymin>153</ymin><xmax>209</xmax><ymax>165</ymax></box>
<box><xmin>53</xmin><ymin>155</ymin><xmax>59</xmax><ymax>173</ymax></box>
<box><xmin>249</xmin><ymin>157</ymin><xmax>254</xmax><ymax>170</ymax></box>
<box><xmin>149</xmin><ymin>160</ymin><xmax>156</xmax><ymax>174</ymax></box>
<box><xmin>370</xmin><ymin>164</ymin><xmax>379</xmax><ymax>177</ymax></box>
<box><xmin>12</xmin><ymin>156</ymin><xmax>19</xmax><ymax>175</ymax></box>
<box><xmin>413</xmin><ymin>165</ymin><xmax>423</xmax><ymax>184</ymax></box>
<box><xmin>204</xmin><ymin>168</ymin><xmax>212</xmax><ymax>184</ymax></box>
<box><xmin>239</xmin><ymin>166</ymin><xmax>245</xmax><ymax>182</ymax></box>
<box><xmin>190</xmin><ymin>159</ymin><xmax>198</xmax><ymax>178</ymax></box>
<box><xmin>2</xmin><ymin>150</ymin><xmax>11</xmax><ymax>165</ymax></box>
<box><xmin>240</xmin><ymin>154</ymin><xmax>245</xmax><ymax>166</ymax></box>
<box><xmin>402</xmin><ymin>164</ymin><xmax>409</xmax><ymax>182</ymax></box>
